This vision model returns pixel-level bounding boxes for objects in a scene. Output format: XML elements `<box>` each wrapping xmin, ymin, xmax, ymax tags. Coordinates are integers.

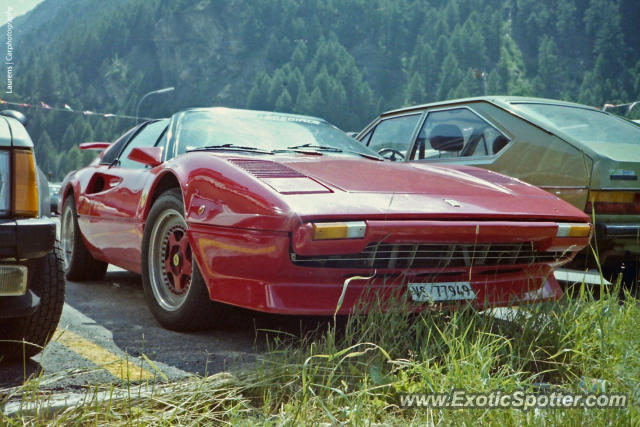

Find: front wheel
<box><xmin>0</xmin><ymin>241</ymin><xmax>66</xmax><ymax>362</ymax></box>
<box><xmin>141</xmin><ymin>189</ymin><xmax>220</xmax><ymax>331</ymax></box>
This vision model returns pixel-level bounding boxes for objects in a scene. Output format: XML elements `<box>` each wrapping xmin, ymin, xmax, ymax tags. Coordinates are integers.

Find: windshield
<box><xmin>512</xmin><ymin>103</ymin><xmax>640</xmax><ymax>144</ymax></box>
<box><xmin>173</xmin><ymin>108</ymin><xmax>378</xmax><ymax>157</ymax></box>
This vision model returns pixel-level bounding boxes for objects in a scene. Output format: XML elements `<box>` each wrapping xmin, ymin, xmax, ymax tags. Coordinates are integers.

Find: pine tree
<box><xmin>437</xmin><ymin>54</ymin><xmax>464</xmax><ymax>100</ymax></box>
<box><xmin>61</xmin><ymin>126</ymin><xmax>78</xmax><ymax>151</ymax></box>
<box><xmin>404</xmin><ymin>73</ymin><xmax>426</xmax><ymax>106</ymax></box>
<box><xmin>274</xmin><ymin>88</ymin><xmax>293</xmax><ymax>112</ymax></box>
<box><xmin>534</xmin><ymin>36</ymin><xmax>562</xmax><ymax>98</ymax></box>
<box><xmin>34</xmin><ymin>131</ymin><xmax>56</xmax><ymax>178</ymax></box>
<box><xmin>247</xmin><ymin>72</ymin><xmax>272</xmax><ymax>110</ymax></box>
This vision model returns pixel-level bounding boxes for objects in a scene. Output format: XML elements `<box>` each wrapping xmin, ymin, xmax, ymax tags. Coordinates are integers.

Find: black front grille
<box><xmin>291</xmin><ymin>243</ymin><xmax>568</xmax><ymax>269</ymax></box>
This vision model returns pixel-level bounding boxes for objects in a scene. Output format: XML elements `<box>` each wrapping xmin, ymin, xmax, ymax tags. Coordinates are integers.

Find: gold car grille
<box><xmin>290</xmin><ymin>243</ymin><xmax>568</xmax><ymax>269</ymax></box>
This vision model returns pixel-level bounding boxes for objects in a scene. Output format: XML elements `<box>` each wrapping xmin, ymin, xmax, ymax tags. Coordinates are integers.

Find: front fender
<box><xmin>137</xmin><ymin>153</ymin><xmax>301</xmax><ymax>233</ymax></box>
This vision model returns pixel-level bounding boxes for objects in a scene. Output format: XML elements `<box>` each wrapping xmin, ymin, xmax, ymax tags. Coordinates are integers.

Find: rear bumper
<box><xmin>0</xmin><ymin>217</ymin><xmax>56</xmax><ymax>260</ymax></box>
<box><xmin>188</xmin><ymin>222</ymin><xmax>568</xmax><ymax>315</ymax></box>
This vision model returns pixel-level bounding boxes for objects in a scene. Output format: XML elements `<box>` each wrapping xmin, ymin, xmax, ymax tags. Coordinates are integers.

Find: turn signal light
<box><xmin>556</xmin><ymin>223</ymin><xmax>591</xmax><ymax>238</ymax></box>
<box><xmin>13</xmin><ymin>149</ymin><xmax>39</xmax><ymax>217</ymax></box>
<box><xmin>586</xmin><ymin>191</ymin><xmax>640</xmax><ymax>215</ymax></box>
<box><xmin>312</xmin><ymin>221</ymin><xmax>367</xmax><ymax>240</ymax></box>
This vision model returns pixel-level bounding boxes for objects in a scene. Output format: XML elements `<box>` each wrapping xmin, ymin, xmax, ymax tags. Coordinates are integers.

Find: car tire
<box><xmin>0</xmin><ymin>240</ymin><xmax>66</xmax><ymax>362</ymax></box>
<box><xmin>61</xmin><ymin>196</ymin><xmax>108</xmax><ymax>281</ymax></box>
<box><xmin>141</xmin><ymin>188</ymin><xmax>221</xmax><ymax>331</ymax></box>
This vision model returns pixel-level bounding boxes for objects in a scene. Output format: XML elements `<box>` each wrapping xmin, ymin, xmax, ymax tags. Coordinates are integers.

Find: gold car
<box><xmin>357</xmin><ymin>96</ymin><xmax>640</xmax><ymax>282</ymax></box>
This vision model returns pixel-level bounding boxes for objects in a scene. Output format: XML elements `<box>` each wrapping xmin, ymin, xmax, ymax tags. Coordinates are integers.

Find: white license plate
<box><xmin>407</xmin><ymin>282</ymin><xmax>476</xmax><ymax>302</ymax></box>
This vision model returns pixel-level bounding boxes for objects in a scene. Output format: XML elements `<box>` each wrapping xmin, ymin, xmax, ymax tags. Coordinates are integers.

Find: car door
<box><xmin>83</xmin><ymin>119</ymin><xmax>169</xmax><ymax>272</ymax></box>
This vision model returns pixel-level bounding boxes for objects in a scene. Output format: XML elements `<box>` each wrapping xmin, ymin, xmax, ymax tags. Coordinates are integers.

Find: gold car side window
<box><xmin>413</xmin><ymin>108</ymin><xmax>510</xmax><ymax>160</ymax></box>
<box><xmin>367</xmin><ymin>114</ymin><xmax>421</xmax><ymax>161</ymax></box>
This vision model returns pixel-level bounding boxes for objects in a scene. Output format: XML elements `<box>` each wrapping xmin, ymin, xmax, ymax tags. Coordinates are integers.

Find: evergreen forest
<box><xmin>2</xmin><ymin>0</ymin><xmax>639</xmax><ymax>179</ymax></box>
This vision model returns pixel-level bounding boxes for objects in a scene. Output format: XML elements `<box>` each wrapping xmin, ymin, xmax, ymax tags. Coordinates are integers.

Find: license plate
<box><xmin>407</xmin><ymin>282</ymin><xmax>476</xmax><ymax>302</ymax></box>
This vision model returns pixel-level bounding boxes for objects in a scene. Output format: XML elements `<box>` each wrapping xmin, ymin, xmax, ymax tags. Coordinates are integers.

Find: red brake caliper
<box><xmin>164</xmin><ymin>227</ymin><xmax>192</xmax><ymax>294</ymax></box>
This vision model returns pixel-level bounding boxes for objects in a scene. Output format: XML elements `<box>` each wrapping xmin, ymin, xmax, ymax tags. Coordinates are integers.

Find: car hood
<box><xmin>285</xmin><ymin>158</ymin><xmax>523</xmax><ymax>194</ymax></box>
<box><xmin>269</xmin><ymin>156</ymin><xmax>589</xmax><ymax>221</ymax></box>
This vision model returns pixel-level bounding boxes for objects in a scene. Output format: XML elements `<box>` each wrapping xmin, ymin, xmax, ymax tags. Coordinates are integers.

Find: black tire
<box><xmin>141</xmin><ymin>188</ymin><xmax>221</xmax><ymax>331</ymax></box>
<box><xmin>60</xmin><ymin>196</ymin><xmax>108</xmax><ymax>281</ymax></box>
<box><xmin>0</xmin><ymin>240</ymin><xmax>66</xmax><ymax>362</ymax></box>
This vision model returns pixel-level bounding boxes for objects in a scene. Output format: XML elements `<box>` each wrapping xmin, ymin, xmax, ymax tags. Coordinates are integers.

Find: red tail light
<box><xmin>585</xmin><ymin>191</ymin><xmax>640</xmax><ymax>215</ymax></box>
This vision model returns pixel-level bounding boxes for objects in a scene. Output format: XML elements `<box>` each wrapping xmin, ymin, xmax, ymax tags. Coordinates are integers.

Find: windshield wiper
<box><xmin>284</xmin><ymin>143</ymin><xmax>384</xmax><ymax>161</ymax></box>
<box><xmin>272</xmin><ymin>147</ymin><xmax>323</xmax><ymax>155</ymax></box>
<box><xmin>188</xmin><ymin>144</ymin><xmax>273</xmax><ymax>154</ymax></box>
<box><xmin>286</xmin><ymin>143</ymin><xmax>343</xmax><ymax>152</ymax></box>
<box><xmin>348</xmin><ymin>150</ymin><xmax>384</xmax><ymax>161</ymax></box>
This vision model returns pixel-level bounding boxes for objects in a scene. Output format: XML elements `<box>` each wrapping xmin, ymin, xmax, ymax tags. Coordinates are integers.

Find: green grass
<box><xmin>2</xmin><ymin>282</ymin><xmax>639</xmax><ymax>426</ymax></box>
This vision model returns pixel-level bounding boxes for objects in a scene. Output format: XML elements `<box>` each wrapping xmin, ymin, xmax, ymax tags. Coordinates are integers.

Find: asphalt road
<box><xmin>0</xmin><ymin>263</ymin><xmax>334</xmax><ymax>392</ymax></box>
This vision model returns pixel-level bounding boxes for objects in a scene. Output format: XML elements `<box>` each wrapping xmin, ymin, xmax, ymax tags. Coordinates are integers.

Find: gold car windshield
<box><xmin>513</xmin><ymin>103</ymin><xmax>640</xmax><ymax>145</ymax></box>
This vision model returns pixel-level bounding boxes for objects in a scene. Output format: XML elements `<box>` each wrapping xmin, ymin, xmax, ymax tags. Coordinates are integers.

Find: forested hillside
<box><xmin>2</xmin><ymin>0</ymin><xmax>639</xmax><ymax>179</ymax></box>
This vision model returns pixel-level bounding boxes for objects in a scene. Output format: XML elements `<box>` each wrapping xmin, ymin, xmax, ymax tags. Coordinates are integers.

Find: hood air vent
<box><xmin>228</xmin><ymin>159</ymin><xmax>305</xmax><ymax>178</ymax></box>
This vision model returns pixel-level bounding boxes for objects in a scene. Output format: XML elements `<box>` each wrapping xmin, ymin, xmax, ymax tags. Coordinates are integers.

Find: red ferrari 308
<box><xmin>59</xmin><ymin>108</ymin><xmax>591</xmax><ymax>331</ymax></box>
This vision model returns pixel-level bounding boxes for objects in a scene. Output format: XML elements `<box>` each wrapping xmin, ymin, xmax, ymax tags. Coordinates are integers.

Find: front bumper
<box><xmin>188</xmin><ymin>221</ymin><xmax>571</xmax><ymax>315</ymax></box>
<box><xmin>0</xmin><ymin>217</ymin><xmax>55</xmax><ymax>318</ymax></box>
<box><xmin>597</xmin><ymin>223</ymin><xmax>640</xmax><ymax>238</ymax></box>
<box><xmin>0</xmin><ymin>217</ymin><xmax>56</xmax><ymax>260</ymax></box>
<box><xmin>590</xmin><ymin>223</ymin><xmax>640</xmax><ymax>262</ymax></box>
<box><xmin>203</xmin><ymin>268</ymin><xmax>562</xmax><ymax>315</ymax></box>
<box><xmin>0</xmin><ymin>290</ymin><xmax>40</xmax><ymax>319</ymax></box>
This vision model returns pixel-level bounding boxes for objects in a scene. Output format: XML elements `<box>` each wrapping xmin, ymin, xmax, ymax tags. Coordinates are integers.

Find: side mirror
<box><xmin>128</xmin><ymin>146</ymin><xmax>163</xmax><ymax>167</ymax></box>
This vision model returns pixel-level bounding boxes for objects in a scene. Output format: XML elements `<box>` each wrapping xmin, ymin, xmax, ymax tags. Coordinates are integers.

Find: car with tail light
<box><xmin>60</xmin><ymin>107</ymin><xmax>591</xmax><ymax>331</ymax></box>
<box><xmin>357</xmin><ymin>97</ymin><xmax>640</xmax><ymax>282</ymax></box>
<box><xmin>0</xmin><ymin>110</ymin><xmax>65</xmax><ymax>362</ymax></box>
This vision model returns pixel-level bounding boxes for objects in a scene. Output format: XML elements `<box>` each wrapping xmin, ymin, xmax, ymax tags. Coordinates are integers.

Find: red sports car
<box><xmin>60</xmin><ymin>108</ymin><xmax>591</xmax><ymax>331</ymax></box>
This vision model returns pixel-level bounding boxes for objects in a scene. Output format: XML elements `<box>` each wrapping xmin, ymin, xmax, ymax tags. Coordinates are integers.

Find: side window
<box><xmin>367</xmin><ymin>114</ymin><xmax>421</xmax><ymax>161</ymax></box>
<box><xmin>100</xmin><ymin>126</ymin><xmax>139</xmax><ymax>165</ymax></box>
<box><xmin>412</xmin><ymin>108</ymin><xmax>510</xmax><ymax>160</ymax></box>
<box><xmin>117</xmin><ymin>120</ymin><xmax>169</xmax><ymax>169</ymax></box>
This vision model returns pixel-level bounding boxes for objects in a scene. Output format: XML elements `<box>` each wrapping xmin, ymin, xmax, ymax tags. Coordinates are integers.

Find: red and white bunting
<box><xmin>0</xmin><ymin>98</ymin><xmax>153</xmax><ymax>121</ymax></box>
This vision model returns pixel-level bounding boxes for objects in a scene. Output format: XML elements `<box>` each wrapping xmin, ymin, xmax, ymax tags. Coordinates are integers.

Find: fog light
<box><xmin>312</xmin><ymin>221</ymin><xmax>366</xmax><ymax>240</ymax></box>
<box><xmin>0</xmin><ymin>265</ymin><xmax>28</xmax><ymax>296</ymax></box>
<box><xmin>556</xmin><ymin>223</ymin><xmax>591</xmax><ymax>238</ymax></box>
